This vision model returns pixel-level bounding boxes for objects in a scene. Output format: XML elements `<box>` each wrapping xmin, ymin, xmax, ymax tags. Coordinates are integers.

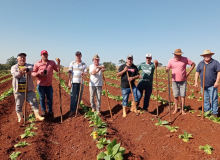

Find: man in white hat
<box><xmin>117</xmin><ymin>55</ymin><xmax>141</xmax><ymax>117</ymax></box>
<box><xmin>194</xmin><ymin>50</ymin><xmax>220</xmax><ymax>117</ymax></box>
<box><xmin>137</xmin><ymin>53</ymin><xmax>158</xmax><ymax>111</ymax></box>
<box><xmin>166</xmin><ymin>49</ymin><xmax>195</xmax><ymax>115</ymax></box>
<box><xmin>89</xmin><ymin>54</ymin><xmax>105</xmax><ymax>115</ymax></box>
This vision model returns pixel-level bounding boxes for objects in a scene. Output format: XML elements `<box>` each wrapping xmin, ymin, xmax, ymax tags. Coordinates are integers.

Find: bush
<box><xmin>103</xmin><ymin>62</ymin><xmax>116</xmax><ymax>71</ymax></box>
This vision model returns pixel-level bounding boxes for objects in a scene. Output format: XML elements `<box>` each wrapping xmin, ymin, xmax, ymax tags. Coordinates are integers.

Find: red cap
<box><xmin>41</xmin><ymin>50</ymin><xmax>48</xmax><ymax>55</ymax></box>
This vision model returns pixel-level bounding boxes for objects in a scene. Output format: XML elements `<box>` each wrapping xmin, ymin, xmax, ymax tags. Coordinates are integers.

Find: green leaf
<box><xmin>10</xmin><ymin>151</ymin><xmax>21</xmax><ymax>160</ymax></box>
<box><xmin>114</xmin><ymin>152</ymin><xmax>123</xmax><ymax>160</ymax></box>
<box><xmin>112</xmin><ymin>143</ymin><xmax>120</xmax><ymax>156</ymax></box>
<box><xmin>104</xmin><ymin>155</ymin><xmax>112</xmax><ymax>160</ymax></box>
<box><xmin>107</xmin><ymin>139</ymin><xmax>117</xmax><ymax>155</ymax></box>
<box><xmin>119</xmin><ymin>147</ymin><xmax>126</xmax><ymax>155</ymax></box>
<box><xmin>161</xmin><ymin>120</ymin><xmax>169</xmax><ymax>125</ymax></box>
<box><xmin>97</xmin><ymin>152</ymin><xmax>106</xmax><ymax>160</ymax></box>
<box><xmin>97</xmin><ymin>143</ymin><xmax>104</xmax><ymax>149</ymax></box>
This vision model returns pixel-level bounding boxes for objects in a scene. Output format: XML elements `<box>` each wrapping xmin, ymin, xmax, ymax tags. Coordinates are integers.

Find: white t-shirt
<box><xmin>89</xmin><ymin>63</ymin><xmax>103</xmax><ymax>86</ymax></box>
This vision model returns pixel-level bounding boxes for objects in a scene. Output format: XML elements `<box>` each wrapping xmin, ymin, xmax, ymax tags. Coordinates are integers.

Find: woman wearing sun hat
<box><xmin>194</xmin><ymin>50</ymin><xmax>220</xmax><ymax>117</ymax></box>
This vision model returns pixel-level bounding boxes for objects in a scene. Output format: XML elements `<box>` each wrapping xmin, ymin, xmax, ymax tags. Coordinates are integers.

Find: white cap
<box><xmin>127</xmin><ymin>54</ymin><xmax>133</xmax><ymax>59</ymax></box>
<box><xmin>146</xmin><ymin>53</ymin><xmax>152</xmax><ymax>58</ymax></box>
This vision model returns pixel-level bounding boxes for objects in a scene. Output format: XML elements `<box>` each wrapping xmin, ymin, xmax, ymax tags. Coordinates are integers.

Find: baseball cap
<box><xmin>41</xmin><ymin>50</ymin><xmax>48</xmax><ymax>55</ymax></box>
<box><xmin>127</xmin><ymin>55</ymin><xmax>133</xmax><ymax>59</ymax></box>
<box><xmin>146</xmin><ymin>53</ymin><xmax>152</xmax><ymax>58</ymax></box>
<box><xmin>17</xmin><ymin>53</ymin><xmax>27</xmax><ymax>57</ymax></box>
<box><xmin>75</xmin><ymin>51</ymin><xmax>82</xmax><ymax>55</ymax></box>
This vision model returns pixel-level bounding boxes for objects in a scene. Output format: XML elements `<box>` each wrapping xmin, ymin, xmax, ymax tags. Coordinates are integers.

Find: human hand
<box><xmin>124</xmin><ymin>66</ymin><xmax>128</xmax><ymax>72</ymax></box>
<box><xmin>68</xmin><ymin>81</ymin><xmax>72</xmax><ymax>89</ymax></box>
<box><xmin>214</xmin><ymin>82</ymin><xmax>218</xmax><ymax>88</ymax></box>
<box><xmin>193</xmin><ymin>82</ymin><xmax>198</xmax><ymax>87</ymax></box>
<box><xmin>128</xmin><ymin>77</ymin><xmax>133</xmax><ymax>82</ymax></box>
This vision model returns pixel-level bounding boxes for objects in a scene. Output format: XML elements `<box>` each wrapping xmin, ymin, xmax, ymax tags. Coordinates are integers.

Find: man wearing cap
<box><xmin>11</xmin><ymin>53</ymin><xmax>44</xmax><ymax>124</ymax></box>
<box><xmin>137</xmin><ymin>53</ymin><xmax>158</xmax><ymax>111</ymax></box>
<box><xmin>68</xmin><ymin>51</ymin><xmax>87</xmax><ymax>117</ymax></box>
<box><xmin>117</xmin><ymin>55</ymin><xmax>141</xmax><ymax>117</ymax></box>
<box><xmin>166</xmin><ymin>49</ymin><xmax>195</xmax><ymax>115</ymax></box>
<box><xmin>89</xmin><ymin>54</ymin><xmax>105</xmax><ymax>114</ymax></box>
<box><xmin>32</xmin><ymin>50</ymin><xmax>60</xmax><ymax>120</ymax></box>
<box><xmin>194</xmin><ymin>50</ymin><xmax>220</xmax><ymax>117</ymax></box>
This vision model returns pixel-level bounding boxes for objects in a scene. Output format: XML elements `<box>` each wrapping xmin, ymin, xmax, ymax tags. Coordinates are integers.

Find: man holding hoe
<box><xmin>117</xmin><ymin>55</ymin><xmax>141</xmax><ymax>117</ymax></box>
<box><xmin>166</xmin><ymin>49</ymin><xmax>195</xmax><ymax>115</ymax></box>
<box><xmin>11</xmin><ymin>53</ymin><xmax>44</xmax><ymax>123</ymax></box>
<box><xmin>89</xmin><ymin>54</ymin><xmax>105</xmax><ymax>115</ymax></box>
<box><xmin>32</xmin><ymin>50</ymin><xmax>60</xmax><ymax>120</ymax></box>
<box><xmin>194</xmin><ymin>50</ymin><xmax>220</xmax><ymax>117</ymax></box>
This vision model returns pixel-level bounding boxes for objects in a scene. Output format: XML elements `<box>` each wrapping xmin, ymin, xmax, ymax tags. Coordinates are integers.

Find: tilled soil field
<box><xmin>0</xmin><ymin>72</ymin><xmax>220</xmax><ymax>160</ymax></box>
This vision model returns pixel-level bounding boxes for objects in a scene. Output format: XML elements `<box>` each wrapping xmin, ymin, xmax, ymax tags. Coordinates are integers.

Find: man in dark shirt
<box><xmin>194</xmin><ymin>50</ymin><xmax>220</xmax><ymax>117</ymax></box>
<box><xmin>117</xmin><ymin>55</ymin><xmax>141</xmax><ymax>117</ymax></box>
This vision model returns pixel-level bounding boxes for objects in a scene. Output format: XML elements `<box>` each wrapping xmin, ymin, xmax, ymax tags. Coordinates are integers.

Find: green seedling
<box><xmin>197</xmin><ymin>110</ymin><xmax>212</xmax><ymax>118</ymax></box>
<box><xmin>183</xmin><ymin>105</ymin><xmax>191</xmax><ymax>111</ymax></box>
<box><xmin>10</xmin><ymin>151</ymin><xmax>21</xmax><ymax>160</ymax></box>
<box><xmin>84</xmin><ymin>108</ymin><xmax>94</xmax><ymax>118</ymax></box>
<box><xmin>189</xmin><ymin>110</ymin><xmax>197</xmax><ymax>113</ymax></box>
<box><xmin>97</xmin><ymin>138</ymin><xmax>125</xmax><ymax>160</ymax></box>
<box><xmin>198</xmin><ymin>97</ymin><xmax>202</xmax><ymax>101</ymax></box>
<box><xmin>26</xmin><ymin>113</ymin><xmax>36</xmax><ymax>122</ymax></box>
<box><xmin>91</xmin><ymin>128</ymin><xmax>108</xmax><ymax>137</ymax></box>
<box><xmin>24</xmin><ymin>123</ymin><xmax>38</xmax><ymax>131</ymax></box>
<box><xmin>199</xmin><ymin>144</ymin><xmax>214</xmax><ymax>154</ymax></box>
<box><xmin>209</xmin><ymin>116</ymin><xmax>220</xmax><ymax>124</ymax></box>
<box><xmin>188</xmin><ymin>93</ymin><xmax>196</xmax><ymax>99</ymax></box>
<box><xmin>155</xmin><ymin>118</ymin><xmax>169</xmax><ymax>126</ymax></box>
<box><xmin>96</xmin><ymin>138</ymin><xmax>111</xmax><ymax>149</ymax></box>
<box><xmin>89</xmin><ymin>115</ymin><xmax>107</xmax><ymax>128</ymax></box>
<box><xmin>14</xmin><ymin>141</ymin><xmax>31</xmax><ymax>148</ymax></box>
<box><xmin>165</xmin><ymin>126</ymin><xmax>179</xmax><ymax>132</ymax></box>
<box><xmin>20</xmin><ymin>130</ymin><xmax>37</xmax><ymax>139</ymax></box>
<box><xmin>190</xmin><ymin>89</ymin><xmax>194</xmax><ymax>92</ymax></box>
<box><xmin>179</xmin><ymin>131</ymin><xmax>193</xmax><ymax>142</ymax></box>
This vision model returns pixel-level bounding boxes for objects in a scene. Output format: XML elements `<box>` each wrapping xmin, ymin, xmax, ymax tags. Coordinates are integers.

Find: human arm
<box><xmin>194</xmin><ymin>72</ymin><xmax>200</xmax><ymax>87</ymax></box>
<box><xmin>154</xmin><ymin>60</ymin><xmax>158</xmax><ymax>68</ymax></box>
<box><xmin>186</xmin><ymin>62</ymin><xmax>196</xmax><ymax>78</ymax></box>
<box><xmin>55</xmin><ymin>58</ymin><xmax>61</xmax><ymax>72</ymax></box>
<box><xmin>90</xmin><ymin>65</ymin><xmax>105</xmax><ymax>75</ymax></box>
<box><xmin>214</xmin><ymin>71</ymin><xmax>220</xmax><ymax>88</ymax></box>
<box><xmin>117</xmin><ymin>66</ymin><xmax>127</xmax><ymax>77</ymax></box>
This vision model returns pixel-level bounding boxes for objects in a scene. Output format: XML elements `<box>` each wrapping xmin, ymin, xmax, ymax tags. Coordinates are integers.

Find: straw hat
<box><xmin>173</xmin><ymin>49</ymin><xmax>183</xmax><ymax>55</ymax></box>
<box><xmin>92</xmin><ymin>54</ymin><xmax>100</xmax><ymax>61</ymax></box>
<box><xmin>200</xmin><ymin>50</ymin><xmax>214</xmax><ymax>56</ymax></box>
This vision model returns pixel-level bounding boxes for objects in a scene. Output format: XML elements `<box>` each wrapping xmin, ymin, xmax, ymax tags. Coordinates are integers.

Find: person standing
<box><xmin>68</xmin><ymin>51</ymin><xmax>87</xmax><ymax>117</ymax></box>
<box><xmin>117</xmin><ymin>55</ymin><xmax>141</xmax><ymax>117</ymax></box>
<box><xmin>11</xmin><ymin>53</ymin><xmax>44</xmax><ymax>123</ymax></box>
<box><xmin>32</xmin><ymin>50</ymin><xmax>60</xmax><ymax>120</ymax></box>
<box><xmin>137</xmin><ymin>53</ymin><xmax>158</xmax><ymax>111</ymax></box>
<box><xmin>166</xmin><ymin>49</ymin><xmax>195</xmax><ymax>115</ymax></box>
<box><xmin>89</xmin><ymin>54</ymin><xmax>105</xmax><ymax>114</ymax></box>
<box><xmin>194</xmin><ymin>50</ymin><xmax>220</xmax><ymax>117</ymax></box>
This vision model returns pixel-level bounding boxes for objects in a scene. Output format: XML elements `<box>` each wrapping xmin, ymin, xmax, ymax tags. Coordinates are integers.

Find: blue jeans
<box><xmin>70</xmin><ymin>83</ymin><xmax>84</xmax><ymax>112</ymax></box>
<box><xmin>37</xmin><ymin>85</ymin><xmax>53</xmax><ymax>113</ymax></box>
<box><xmin>137</xmin><ymin>83</ymin><xmax>153</xmax><ymax>110</ymax></box>
<box><xmin>201</xmin><ymin>86</ymin><xmax>218</xmax><ymax>115</ymax></box>
<box><xmin>121</xmin><ymin>87</ymin><xmax>141</xmax><ymax>106</ymax></box>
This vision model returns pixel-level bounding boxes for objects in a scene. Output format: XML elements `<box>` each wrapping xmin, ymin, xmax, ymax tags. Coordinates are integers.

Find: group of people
<box><xmin>11</xmin><ymin>49</ymin><xmax>220</xmax><ymax>124</ymax></box>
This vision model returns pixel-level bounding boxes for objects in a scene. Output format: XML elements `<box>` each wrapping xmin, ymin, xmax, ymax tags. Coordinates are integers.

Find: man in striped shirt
<box><xmin>68</xmin><ymin>51</ymin><xmax>87</xmax><ymax>117</ymax></box>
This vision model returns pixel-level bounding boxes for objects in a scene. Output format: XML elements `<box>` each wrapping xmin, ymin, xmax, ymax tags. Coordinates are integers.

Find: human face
<box><xmin>93</xmin><ymin>59</ymin><xmax>100</xmax><ymax>66</ymax></box>
<box><xmin>174</xmin><ymin>54</ymin><xmax>182</xmax><ymax>60</ymax></box>
<box><xmin>126</xmin><ymin>57</ymin><xmax>133</xmax><ymax>66</ymax></box>
<box><xmin>75</xmin><ymin>54</ymin><xmax>82</xmax><ymax>61</ymax></box>
<box><xmin>17</xmin><ymin>55</ymin><xmax>26</xmax><ymax>65</ymax></box>
<box><xmin>203</xmin><ymin>54</ymin><xmax>212</xmax><ymax>63</ymax></box>
<box><xmin>146</xmin><ymin>57</ymin><xmax>152</xmax><ymax>64</ymax></box>
<box><xmin>41</xmin><ymin>53</ymin><xmax>48</xmax><ymax>61</ymax></box>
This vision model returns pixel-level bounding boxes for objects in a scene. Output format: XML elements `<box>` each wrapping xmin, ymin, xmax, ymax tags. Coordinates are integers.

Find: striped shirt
<box><xmin>68</xmin><ymin>60</ymin><xmax>87</xmax><ymax>83</ymax></box>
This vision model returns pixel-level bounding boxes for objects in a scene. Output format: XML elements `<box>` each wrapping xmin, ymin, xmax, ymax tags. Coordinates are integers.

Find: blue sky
<box><xmin>0</xmin><ymin>0</ymin><xmax>219</xmax><ymax>67</ymax></box>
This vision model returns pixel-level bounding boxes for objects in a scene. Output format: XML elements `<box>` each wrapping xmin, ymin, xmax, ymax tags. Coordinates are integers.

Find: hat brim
<box><xmin>18</xmin><ymin>53</ymin><xmax>27</xmax><ymax>57</ymax></box>
<box><xmin>200</xmin><ymin>53</ymin><xmax>214</xmax><ymax>56</ymax></box>
<box><xmin>172</xmin><ymin>52</ymin><xmax>183</xmax><ymax>55</ymax></box>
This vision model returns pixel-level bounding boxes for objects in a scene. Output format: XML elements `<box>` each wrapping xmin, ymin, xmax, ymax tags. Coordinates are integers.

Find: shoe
<box><xmin>41</xmin><ymin>111</ymin><xmax>47</xmax><ymax>117</ymax></box>
<box><xmin>48</xmin><ymin>112</ymin><xmax>55</xmax><ymax>121</ymax></box>
<box><xmin>69</xmin><ymin>111</ymin><xmax>75</xmax><ymax>117</ymax></box>
<box><xmin>16</xmin><ymin>112</ymin><xmax>25</xmax><ymax>126</ymax></box>
<box><xmin>34</xmin><ymin>109</ymin><xmax>45</xmax><ymax>121</ymax></box>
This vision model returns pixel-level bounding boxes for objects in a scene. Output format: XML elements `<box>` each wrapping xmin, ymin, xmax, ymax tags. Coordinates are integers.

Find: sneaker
<box><xmin>41</xmin><ymin>111</ymin><xmax>47</xmax><ymax>117</ymax></box>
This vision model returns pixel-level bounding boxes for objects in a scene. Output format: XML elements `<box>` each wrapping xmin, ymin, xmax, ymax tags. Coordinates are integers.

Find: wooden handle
<box><xmin>126</xmin><ymin>71</ymin><xmax>135</xmax><ymax>101</ymax></box>
<box><xmin>202</xmin><ymin>66</ymin><xmax>206</xmax><ymax>120</ymax></box>
<box><xmin>167</xmin><ymin>70</ymin><xmax>172</xmax><ymax>122</ymax></box>
<box><xmin>75</xmin><ymin>77</ymin><xmax>83</xmax><ymax>117</ymax></box>
<box><xmin>24</xmin><ymin>73</ymin><xmax>28</xmax><ymax>126</ymax></box>
<box><xmin>155</xmin><ymin>66</ymin><xmax>159</xmax><ymax>116</ymax></box>
<box><xmin>103</xmin><ymin>75</ymin><xmax>113</xmax><ymax>119</ymax></box>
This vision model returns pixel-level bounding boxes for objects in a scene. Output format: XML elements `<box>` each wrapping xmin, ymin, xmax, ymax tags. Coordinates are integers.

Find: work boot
<box><xmin>16</xmin><ymin>112</ymin><xmax>23</xmax><ymax>122</ymax></box>
<box><xmin>122</xmin><ymin>106</ymin><xmax>127</xmax><ymax>117</ymax></box>
<box><xmin>48</xmin><ymin>112</ymin><xmax>55</xmax><ymax>121</ymax></box>
<box><xmin>41</xmin><ymin>111</ymin><xmax>47</xmax><ymax>117</ymax></box>
<box><xmin>33</xmin><ymin>109</ymin><xmax>45</xmax><ymax>121</ymax></box>
<box><xmin>69</xmin><ymin>111</ymin><xmax>75</xmax><ymax>117</ymax></box>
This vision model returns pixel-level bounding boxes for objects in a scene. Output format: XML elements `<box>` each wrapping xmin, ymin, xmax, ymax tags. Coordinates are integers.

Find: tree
<box><xmin>6</xmin><ymin>56</ymin><xmax>17</xmax><ymax>67</ymax></box>
<box><xmin>158</xmin><ymin>63</ymin><xmax>163</xmax><ymax>67</ymax></box>
<box><xmin>118</xmin><ymin>59</ymin><xmax>126</xmax><ymax>64</ymax></box>
<box><xmin>103</xmin><ymin>62</ymin><xmax>116</xmax><ymax>71</ymax></box>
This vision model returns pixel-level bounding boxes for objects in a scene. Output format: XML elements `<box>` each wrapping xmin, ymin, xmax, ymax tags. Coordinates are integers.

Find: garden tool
<box><xmin>75</xmin><ymin>77</ymin><xmax>83</xmax><ymax>117</ymax></box>
<box><xmin>167</xmin><ymin>70</ymin><xmax>172</xmax><ymax>123</ymax></box>
<box><xmin>102</xmin><ymin>75</ymin><xmax>113</xmax><ymax>119</ymax></box>
<box><xmin>202</xmin><ymin>66</ymin><xmax>206</xmax><ymax>120</ymax></box>
<box><xmin>23</xmin><ymin>72</ymin><xmax>28</xmax><ymax>126</ymax></box>
<box><xmin>126</xmin><ymin>71</ymin><xmax>139</xmax><ymax>116</ymax></box>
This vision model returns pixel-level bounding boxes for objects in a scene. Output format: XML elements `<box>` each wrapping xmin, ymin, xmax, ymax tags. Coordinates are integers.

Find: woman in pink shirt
<box><xmin>166</xmin><ymin>49</ymin><xmax>195</xmax><ymax>115</ymax></box>
<box><xmin>32</xmin><ymin>50</ymin><xmax>60</xmax><ymax>120</ymax></box>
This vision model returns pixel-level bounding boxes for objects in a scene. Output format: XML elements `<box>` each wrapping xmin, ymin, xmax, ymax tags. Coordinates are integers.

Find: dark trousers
<box><xmin>137</xmin><ymin>83</ymin><xmax>152</xmax><ymax>110</ymax></box>
<box><xmin>70</xmin><ymin>83</ymin><xmax>84</xmax><ymax>112</ymax></box>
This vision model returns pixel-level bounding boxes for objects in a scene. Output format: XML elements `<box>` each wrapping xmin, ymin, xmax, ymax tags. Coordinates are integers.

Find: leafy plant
<box><xmin>14</xmin><ymin>141</ymin><xmax>31</xmax><ymax>148</ymax></box>
<box><xmin>155</xmin><ymin>118</ymin><xmax>169</xmax><ymax>126</ymax></box>
<box><xmin>197</xmin><ymin>110</ymin><xmax>212</xmax><ymax>118</ymax></box>
<box><xmin>189</xmin><ymin>110</ymin><xmax>197</xmax><ymax>113</ymax></box>
<box><xmin>188</xmin><ymin>93</ymin><xmax>196</xmax><ymax>99</ymax></box>
<box><xmin>26</xmin><ymin>113</ymin><xmax>36</xmax><ymax>122</ymax></box>
<box><xmin>96</xmin><ymin>138</ymin><xmax>111</xmax><ymax>149</ymax></box>
<box><xmin>20</xmin><ymin>130</ymin><xmax>37</xmax><ymax>139</ymax></box>
<box><xmin>91</xmin><ymin>128</ymin><xmax>108</xmax><ymax>137</ymax></box>
<box><xmin>183</xmin><ymin>105</ymin><xmax>191</xmax><ymax>111</ymax></box>
<box><xmin>97</xmin><ymin>139</ymin><xmax>125</xmax><ymax>160</ymax></box>
<box><xmin>0</xmin><ymin>87</ymin><xmax>13</xmax><ymax>101</ymax></box>
<box><xmin>197</xmin><ymin>97</ymin><xmax>202</xmax><ymax>101</ymax></box>
<box><xmin>165</xmin><ymin>126</ymin><xmax>179</xmax><ymax>132</ymax></box>
<box><xmin>179</xmin><ymin>131</ymin><xmax>193</xmax><ymax>142</ymax></box>
<box><xmin>89</xmin><ymin>114</ymin><xmax>107</xmax><ymax>128</ymax></box>
<box><xmin>24</xmin><ymin>123</ymin><xmax>38</xmax><ymax>131</ymax></box>
<box><xmin>85</xmin><ymin>108</ymin><xmax>95</xmax><ymax>118</ymax></box>
<box><xmin>209</xmin><ymin>116</ymin><xmax>220</xmax><ymax>124</ymax></box>
<box><xmin>10</xmin><ymin>151</ymin><xmax>21</xmax><ymax>160</ymax></box>
<box><xmin>199</xmin><ymin>144</ymin><xmax>214</xmax><ymax>154</ymax></box>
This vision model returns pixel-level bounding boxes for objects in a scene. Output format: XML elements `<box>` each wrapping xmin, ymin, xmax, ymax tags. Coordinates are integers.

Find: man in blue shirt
<box><xmin>194</xmin><ymin>50</ymin><xmax>220</xmax><ymax>117</ymax></box>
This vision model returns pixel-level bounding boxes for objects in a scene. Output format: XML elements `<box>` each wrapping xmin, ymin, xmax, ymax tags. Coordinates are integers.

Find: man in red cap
<box><xmin>32</xmin><ymin>50</ymin><xmax>60</xmax><ymax>120</ymax></box>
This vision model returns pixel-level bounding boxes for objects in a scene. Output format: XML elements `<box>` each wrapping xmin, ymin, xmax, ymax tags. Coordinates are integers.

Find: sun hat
<box><xmin>92</xmin><ymin>54</ymin><xmax>100</xmax><ymax>61</ymax></box>
<box><xmin>200</xmin><ymin>50</ymin><xmax>214</xmax><ymax>56</ymax></box>
<box><xmin>146</xmin><ymin>53</ymin><xmax>152</xmax><ymax>58</ymax></box>
<box><xmin>173</xmin><ymin>49</ymin><xmax>183</xmax><ymax>55</ymax></box>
